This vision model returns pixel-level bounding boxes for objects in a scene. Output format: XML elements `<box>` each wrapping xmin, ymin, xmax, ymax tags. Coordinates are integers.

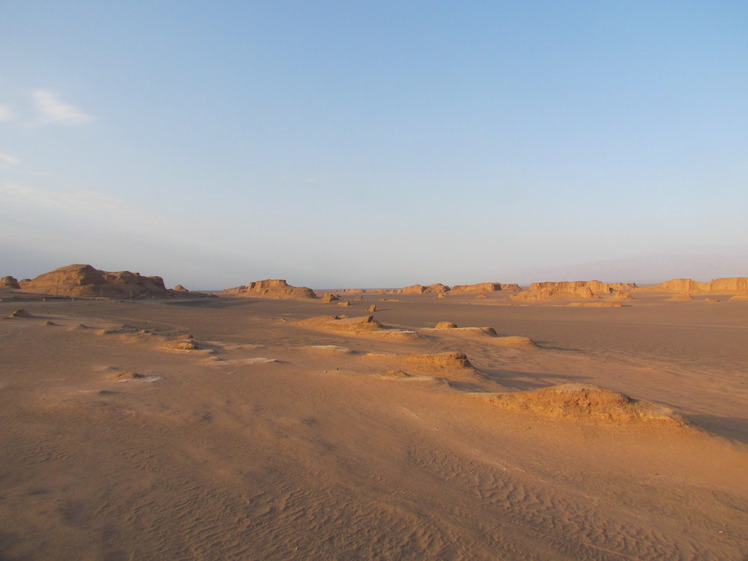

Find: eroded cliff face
<box><xmin>222</xmin><ymin>279</ymin><xmax>317</xmax><ymax>299</ymax></box>
<box><xmin>511</xmin><ymin>280</ymin><xmax>636</xmax><ymax>301</ymax></box>
<box><xmin>19</xmin><ymin>264</ymin><xmax>170</xmax><ymax>299</ymax></box>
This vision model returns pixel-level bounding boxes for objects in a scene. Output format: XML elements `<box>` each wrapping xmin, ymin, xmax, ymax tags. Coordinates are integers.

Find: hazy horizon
<box><xmin>2</xmin><ymin>2</ymin><xmax>747</xmax><ymax>289</ymax></box>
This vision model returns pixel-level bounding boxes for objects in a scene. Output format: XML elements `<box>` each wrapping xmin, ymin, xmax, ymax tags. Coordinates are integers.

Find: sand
<box><xmin>1</xmin><ymin>288</ymin><xmax>747</xmax><ymax>560</ymax></box>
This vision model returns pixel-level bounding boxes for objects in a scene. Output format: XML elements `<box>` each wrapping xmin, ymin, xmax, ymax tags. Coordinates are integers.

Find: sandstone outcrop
<box><xmin>512</xmin><ymin>281</ymin><xmax>636</xmax><ymax>301</ymax></box>
<box><xmin>708</xmin><ymin>277</ymin><xmax>748</xmax><ymax>293</ymax></box>
<box><xmin>322</xmin><ymin>293</ymin><xmax>339</xmax><ymax>303</ymax></box>
<box><xmin>401</xmin><ymin>284</ymin><xmax>426</xmax><ymax>294</ymax></box>
<box><xmin>450</xmin><ymin>282</ymin><xmax>503</xmax><ymax>294</ymax></box>
<box><xmin>650</xmin><ymin>277</ymin><xmax>748</xmax><ymax>295</ymax></box>
<box><xmin>1</xmin><ymin>276</ymin><xmax>20</xmax><ymax>289</ymax></box>
<box><xmin>19</xmin><ymin>264</ymin><xmax>171</xmax><ymax>299</ymax></box>
<box><xmin>651</xmin><ymin>278</ymin><xmax>710</xmax><ymax>293</ymax></box>
<box><xmin>483</xmin><ymin>384</ymin><xmax>686</xmax><ymax>425</ymax></box>
<box><xmin>424</xmin><ymin>283</ymin><xmax>450</xmax><ymax>293</ymax></box>
<box><xmin>223</xmin><ymin>279</ymin><xmax>316</xmax><ymax>299</ymax></box>
<box><xmin>173</xmin><ymin>284</ymin><xmax>189</xmax><ymax>292</ymax></box>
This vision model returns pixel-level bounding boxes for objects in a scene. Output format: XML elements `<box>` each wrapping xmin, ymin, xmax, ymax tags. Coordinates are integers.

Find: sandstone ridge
<box><xmin>18</xmin><ymin>264</ymin><xmax>172</xmax><ymax>299</ymax></box>
<box><xmin>512</xmin><ymin>281</ymin><xmax>637</xmax><ymax>301</ymax></box>
<box><xmin>223</xmin><ymin>279</ymin><xmax>316</xmax><ymax>299</ymax></box>
<box><xmin>484</xmin><ymin>384</ymin><xmax>686</xmax><ymax>425</ymax></box>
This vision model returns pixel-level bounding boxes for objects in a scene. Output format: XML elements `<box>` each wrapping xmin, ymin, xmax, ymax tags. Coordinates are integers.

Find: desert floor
<box><xmin>1</xmin><ymin>290</ymin><xmax>747</xmax><ymax>560</ymax></box>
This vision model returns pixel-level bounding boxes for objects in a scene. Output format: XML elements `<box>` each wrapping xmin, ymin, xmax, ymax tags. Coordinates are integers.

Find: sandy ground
<box><xmin>1</xmin><ymin>290</ymin><xmax>747</xmax><ymax>560</ymax></box>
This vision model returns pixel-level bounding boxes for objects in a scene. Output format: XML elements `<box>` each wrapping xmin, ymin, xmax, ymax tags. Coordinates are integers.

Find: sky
<box><xmin>1</xmin><ymin>1</ymin><xmax>747</xmax><ymax>289</ymax></box>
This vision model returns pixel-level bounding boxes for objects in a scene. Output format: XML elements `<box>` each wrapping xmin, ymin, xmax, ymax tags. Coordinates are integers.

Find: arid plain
<box><xmin>1</xmin><ymin>267</ymin><xmax>747</xmax><ymax>561</ymax></box>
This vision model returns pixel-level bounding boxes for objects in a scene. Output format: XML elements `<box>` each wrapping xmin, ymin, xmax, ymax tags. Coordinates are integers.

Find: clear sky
<box><xmin>1</xmin><ymin>1</ymin><xmax>747</xmax><ymax>289</ymax></box>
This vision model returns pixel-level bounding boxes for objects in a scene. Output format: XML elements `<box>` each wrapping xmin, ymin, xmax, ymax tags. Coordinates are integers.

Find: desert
<box><xmin>1</xmin><ymin>266</ymin><xmax>747</xmax><ymax>561</ymax></box>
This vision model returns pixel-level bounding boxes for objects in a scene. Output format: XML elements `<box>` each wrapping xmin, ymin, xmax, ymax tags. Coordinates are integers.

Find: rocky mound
<box><xmin>296</xmin><ymin>315</ymin><xmax>384</xmax><ymax>334</ymax></box>
<box><xmin>1</xmin><ymin>276</ymin><xmax>20</xmax><ymax>289</ymax></box>
<box><xmin>611</xmin><ymin>290</ymin><xmax>633</xmax><ymax>300</ymax></box>
<box><xmin>400</xmin><ymin>283</ymin><xmax>451</xmax><ymax>294</ymax></box>
<box><xmin>708</xmin><ymin>277</ymin><xmax>748</xmax><ymax>293</ymax></box>
<box><xmin>19</xmin><ymin>264</ymin><xmax>171</xmax><ymax>299</ymax></box>
<box><xmin>651</xmin><ymin>278</ymin><xmax>710</xmax><ymax>293</ymax></box>
<box><xmin>484</xmin><ymin>384</ymin><xmax>686</xmax><ymax>425</ymax></box>
<box><xmin>450</xmin><ymin>282</ymin><xmax>503</xmax><ymax>295</ymax></box>
<box><xmin>512</xmin><ymin>280</ymin><xmax>633</xmax><ymax>301</ymax></box>
<box><xmin>173</xmin><ymin>284</ymin><xmax>189</xmax><ymax>292</ymax></box>
<box><xmin>401</xmin><ymin>284</ymin><xmax>427</xmax><ymax>294</ymax></box>
<box><xmin>223</xmin><ymin>279</ymin><xmax>316</xmax><ymax>299</ymax></box>
<box><xmin>403</xmin><ymin>352</ymin><xmax>472</xmax><ymax>370</ymax></box>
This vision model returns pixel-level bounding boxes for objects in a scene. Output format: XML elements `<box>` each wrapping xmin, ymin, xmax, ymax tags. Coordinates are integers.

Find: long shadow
<box><xmin>478</xmin><ymin>368</ymin><xmax>594</xmax><ymax>391</ymax></box>
<box><xmin>164</xmin><ymin>297</ymin><xmax>258</xmax><ymax>309</ymax></box>
<box><xmin>685</xmin><ymin>414</ymin><xmax>748</xmax><ymax>445</ymax></box>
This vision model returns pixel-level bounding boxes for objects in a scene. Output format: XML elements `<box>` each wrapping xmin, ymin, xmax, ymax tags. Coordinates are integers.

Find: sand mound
<box><xmin>730</xmin><ymin>292</ymin><xmax>748</xmax><ymax>301</ymax></box>
<box><xmin>484</xmin><ymin>384</ymin><xmax>686</xmax><ymax>425</ymax></box>
<box><xmin>491</xmin><ymin>336</ymin><xmax>538</xmax><ymax>348</ymax></box>
<box><xmin>4</xmin><ymin>309</ymin><xmax>32</xmax><ymax>319</ymax></box>
<box><xmin>19</xmin><ymin>264</ymin><xmax>172</xmax><ymax>299</ymax></box>
<box><xmin>1</xmin><ymin>276</ymin><xmax>20</xmax><ymax>289</ymax></box>
<box><xmin>223</xmin><ymin>279</ymin><xmax>316</xmax><ymax>299</ymax></box>
<box><xmin>705</xmin><ymin>297</ymin><xmax>720</xmax><ymax>303</ymax></box>
<box><xmin>296</xmin><ymin>315</ymin><xmax>384</xmax><ymax>334</ymax></box>
<box><xmin>612</xmin><ymin>290</ymin><xmax>633</xmax><ymax>300</ymax></box>
<box><xmin>173</xmin><ymin>284</ymin><xmax>189</xmax><ymax>292</ymax></box>
<box><xmin>435</xmin><ymin>321</ymin><xmax>457</xmax><ymax>329</ymax></box>
<box><xmin>668</xmin><ymin>293</ymin><xmax>695</xmax><ymax>302</ymax></box>
<box><xmin>159</xmin><ymin>339</ymin><xmax>199</xmax><ymax>352</ymax></box>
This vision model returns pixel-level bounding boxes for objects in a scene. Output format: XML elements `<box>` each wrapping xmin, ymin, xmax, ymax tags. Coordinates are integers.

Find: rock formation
<box><xmin>223</xmin><ymin>279</ymin><xmax>316</xmax><ymax>299</ymax></box>
<box><xmin>650</xmin><ymin>277</ymin><xmax>748</xmax><ymax>295</ymax></box>
<box><xmin>173</xmin><ymin>284</ymin><xmax>189</xmax><ymax>292</ymax></box>
<box><xmin>484</xmin><ymin>384</ymin><xmax>686</xmax><ymax>425</ymax></box>
<box><xmin>0</xmin><ymin>276</ymin><xmax>20</xmax><ymax>289</ymax></box>
<box><xmin>651</xmin><ymin>279</ymin><xmax>710</xmax><ymax>293</ymax></box>
<box><xmin>18</xmin><ymin>264</ymin><xmax>171</xmax><ymax>299</ymax></box>
<box><xmin>512</xmin><ymin>281</ymin><xmax>636</xmax><ymax>301</ymax></box>
<box><xmin>424</xmin><ymin>283</ymin><xmax>450</xmax><ymax>293</ymax></box>
<box><xmin>450</xmin><ymin>282</ymin><xmax>502</xmax><ymax>294</ymax></box>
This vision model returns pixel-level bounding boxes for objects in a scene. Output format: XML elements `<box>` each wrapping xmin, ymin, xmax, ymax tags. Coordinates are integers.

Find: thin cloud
<box><xmin>0</xmin><ymin>152</ymin><xmax>19</xmax><ymax>165</ymax></box>
<box><xmin>31</xmin><ymin>89</ymin><xmax>94</xmax><ymax>125</ymax></box>
<box><xmin>0</xmin><ymin>105</ymin><xmax>15</xmax><ymax>122</ymax></box>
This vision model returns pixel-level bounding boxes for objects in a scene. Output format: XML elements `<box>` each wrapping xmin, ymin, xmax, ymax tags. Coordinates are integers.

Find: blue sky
<box><xmin>1</xmin><ymin>1</ymin><xmax>747</xmax><ymax>288</ymax></box>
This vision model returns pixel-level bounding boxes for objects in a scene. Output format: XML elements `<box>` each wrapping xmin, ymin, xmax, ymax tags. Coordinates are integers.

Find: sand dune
<box><xmin>1</xmin><ymin>285</ymin><xmax>747</xmax><ymax>560</ymax></box>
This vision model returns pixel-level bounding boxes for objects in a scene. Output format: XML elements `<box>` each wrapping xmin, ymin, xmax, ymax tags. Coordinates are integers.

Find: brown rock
<box><xmin>223</xmin><ymin>279</ymin><xmax>316</xmax><ymax>299</ymax></box>
<box><xmin>450</xmin><ymin>282</ymin><xmax>502</xmax><ymax>295</ymax></box>
<box><xmin>512</xmin><ymin>280</ymin><xmax>632</xmax><ymax>301</ymax></box>
<box><xmin>20</xmin><ymin>264</ymin><xmax>170</xmax><ymax>299</ymax></box>
<box><xmin>1</xmin><ymin>276</ymin><xmax>20</xmax><ymax>289</ymax></box>
<box><xmin>485</xmin><ymin>384</ymin><xmax>686</xmax><ymax>425</ymax></box>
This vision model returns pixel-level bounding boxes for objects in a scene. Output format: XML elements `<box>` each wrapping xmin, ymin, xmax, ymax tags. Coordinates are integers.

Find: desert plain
<box><xmin>1</xmin><ymin>267</ymin><xmax>747</xmax><ymax>561</ymax></box>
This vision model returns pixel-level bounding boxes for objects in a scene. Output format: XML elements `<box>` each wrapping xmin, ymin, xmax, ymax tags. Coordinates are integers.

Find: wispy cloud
<box><xmin>31</xmin><ymin>89</ymin><xmax>94</xmax><ymax>125</ymax></box>
<box><xmin>0</xmin><ymin>152</ymin><xmax>19</xmax><ymax>165</ymax></box>
<box><xmin>0</xmin><ymin>105</ymin><xmax>15</xmax><ymax>122</ymax></box>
